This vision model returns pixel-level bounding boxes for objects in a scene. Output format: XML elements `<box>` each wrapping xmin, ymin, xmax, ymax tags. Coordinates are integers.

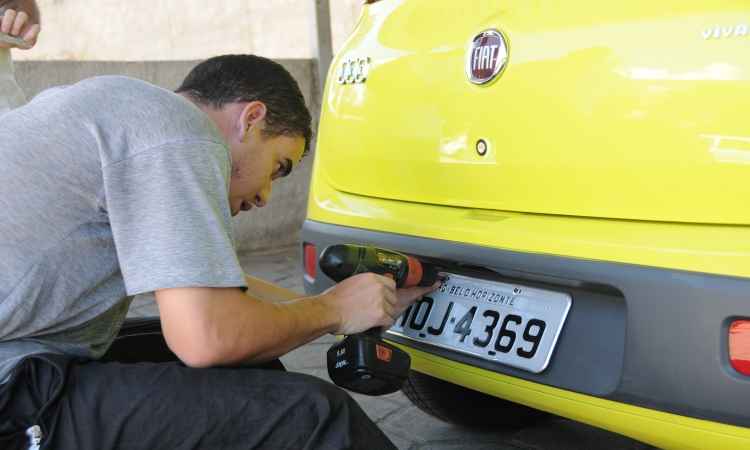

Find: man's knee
<box><xmin>287</xmin><ymin>374</ymin><xmax>398</xmax><ymax>450</ymax></box>
<box><xmin>293</xmin><ymin>373</ymin><xmax>356</xmax><ymax>419</ymax></box>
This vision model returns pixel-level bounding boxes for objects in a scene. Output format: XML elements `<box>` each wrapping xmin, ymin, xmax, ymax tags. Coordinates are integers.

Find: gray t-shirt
<box><xmin>0</xmin><ymin>76</ymin><xmax>247</xmax><ymax>382</ymax></box>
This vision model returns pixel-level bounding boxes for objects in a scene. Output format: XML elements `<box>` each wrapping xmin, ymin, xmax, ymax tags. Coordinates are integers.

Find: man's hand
<box><xmin>320</xmin><ymin>273</ymin><xmax>440</xmax><ymax>335</ymax></box>
<box><xmin>0</xmin><ymin>6</ymin><xmax>40</xmax><ymax>49</ymax></box>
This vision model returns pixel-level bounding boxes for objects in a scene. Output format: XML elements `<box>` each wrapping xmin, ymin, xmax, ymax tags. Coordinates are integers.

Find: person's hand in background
<box><xmin>0</xmin><ymin>1</ymin><xmax>40</xmax><ymax>49</ymax></box>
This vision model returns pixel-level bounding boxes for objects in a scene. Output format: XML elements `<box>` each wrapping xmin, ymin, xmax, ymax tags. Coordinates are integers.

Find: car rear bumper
<box><xmin>405</xmin><ymin>343</ymin><xmax>750</xmax><ymax>450</ymax></box>
<box><xmin>302</xmin><ymin>219</ymin><xmax>750</xmax><ymax>447</ymax></box>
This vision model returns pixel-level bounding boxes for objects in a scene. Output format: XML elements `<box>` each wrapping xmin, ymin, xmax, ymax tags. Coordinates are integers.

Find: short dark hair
<box><xmin>177</xmin><ymin>55</ymin><xmax>312</xmax><ymax>154</ymax></box>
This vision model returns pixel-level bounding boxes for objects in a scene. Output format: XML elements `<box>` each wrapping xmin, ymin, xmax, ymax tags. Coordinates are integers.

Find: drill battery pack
<box><xmin>327</xmin><ymin>332</ymin><xmax>411</xmax><ymax>396</ymax></box>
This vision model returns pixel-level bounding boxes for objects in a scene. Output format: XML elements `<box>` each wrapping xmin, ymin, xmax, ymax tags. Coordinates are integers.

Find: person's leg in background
<box><xmin>0</xmin><ymin>2</ymin><xmax>42</xmax><ymax>114</ymax></box>
<box><xmin>0</xmin><ymin>47</ymin><xmax>26</xmax><ymax>114</ymax></box>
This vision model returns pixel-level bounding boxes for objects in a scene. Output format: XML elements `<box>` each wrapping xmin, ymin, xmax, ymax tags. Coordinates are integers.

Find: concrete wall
<box><xmin>15</xmin><ymin>59</ymin><xmax>319</xmax><ymax>253</ymax></box>
<box><xmin>11</xmin><ymin>2</ymin><xmax>367</xmax><ymax>253</ymax></box>
<box><xmin>15</xmin><ymin>0</ymin><xmax>363</xmax><ymax>61</ymax></box>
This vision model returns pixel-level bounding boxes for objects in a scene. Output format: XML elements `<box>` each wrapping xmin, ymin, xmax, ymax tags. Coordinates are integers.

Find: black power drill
<box><xmin>319</xmin><ymin>244</ymin><xmax>439</xmax><ymax>395</ymax></box>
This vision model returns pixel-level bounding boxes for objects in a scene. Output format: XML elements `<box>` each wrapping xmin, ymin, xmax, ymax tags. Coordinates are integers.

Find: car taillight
<box><xmin>304</xmin><ymin>242</ymin><xmax>317</xmax><ymax>283</ymax></box>
<box><xmin>729</xmin><ymin>320</ymin><xmax>750</xmax><ymax>376</ymax></box>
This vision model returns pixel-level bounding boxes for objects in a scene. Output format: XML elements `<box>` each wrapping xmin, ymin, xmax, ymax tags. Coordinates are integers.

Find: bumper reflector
<box><xmin>304</xmin><ymin>242</ymin><xmax>317</xmax><ymax>283</ymax></box>
<box><xmin>729</xmin><ymin>320</ymin><xmax>750</xmax><ymax>376</ymax></box>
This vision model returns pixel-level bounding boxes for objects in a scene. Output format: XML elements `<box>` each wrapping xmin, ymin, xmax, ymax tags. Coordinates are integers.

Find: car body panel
<box><xmin>302</xmin><ymin>220</ymin><xmax>750</xmax><ymax>449</ymax></box>
<box><xmin>307</xmin><ymin>179</ymin><xmax>750</xmax><ymax>279</ymax></box>
<box><xmin>319</xmin><ymin>0</ymin><xmax>750</xmax><ymax>224</ymax></box>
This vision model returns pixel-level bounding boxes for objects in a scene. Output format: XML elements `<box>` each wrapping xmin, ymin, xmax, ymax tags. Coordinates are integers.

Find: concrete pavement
<box><xmin>128</xmin><ymin>244</ymin><xmax>655</xmax><ymax>450</ymax></box>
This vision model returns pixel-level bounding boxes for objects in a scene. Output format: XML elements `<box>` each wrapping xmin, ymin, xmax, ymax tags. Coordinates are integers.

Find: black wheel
<box><xmin>401</xmin><ymin>370</ymin><xmax>549</xmax><ymax>429</ymax></box>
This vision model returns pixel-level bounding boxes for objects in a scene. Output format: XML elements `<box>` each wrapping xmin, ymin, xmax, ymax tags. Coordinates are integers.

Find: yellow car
<box><xmin>302</xmin><ymin>1</ymin><xmax>750</xmax><ymax>448</ymax></box>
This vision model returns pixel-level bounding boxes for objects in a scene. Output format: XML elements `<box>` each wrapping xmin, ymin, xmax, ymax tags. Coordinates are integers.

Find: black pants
<box><xmin>0</xmin><ymin>319</ymin><xmax>397</xmax><ymax>450</ymax></box>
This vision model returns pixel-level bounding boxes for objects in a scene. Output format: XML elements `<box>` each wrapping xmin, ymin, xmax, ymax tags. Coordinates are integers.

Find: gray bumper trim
<box><xmin>302</xmin><ymin>220</ymin><xmax>750</xmax><ymax>427</ymax></box>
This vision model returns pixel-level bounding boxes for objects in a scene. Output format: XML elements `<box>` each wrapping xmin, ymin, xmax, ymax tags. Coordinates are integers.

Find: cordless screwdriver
<box><xmin>319</xmin><ymin>244</ymin><xmax>439</xmax><ymax>395</ymax></box>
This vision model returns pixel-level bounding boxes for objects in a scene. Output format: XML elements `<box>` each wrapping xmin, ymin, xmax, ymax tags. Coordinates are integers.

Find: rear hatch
<box><xmin>318</xmin><ymin>0</ymin><xmax>750</xmax><ymax>224</ymax></box>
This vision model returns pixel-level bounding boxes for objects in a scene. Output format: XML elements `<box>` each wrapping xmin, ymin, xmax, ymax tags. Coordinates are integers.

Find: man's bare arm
<box><xmin>243</xmin><ymin>273</ymin><xmax>301</xmax><ymax>303</ymax></box>
<box><xmin>155</xmin><ymin>274</ymin><xmax>438</xmax><ymax>368</ymax></box>
<box><xmin>155</xmin><ymin>286</ymin><xmax>339</xmax><ymax>367</ymax></box>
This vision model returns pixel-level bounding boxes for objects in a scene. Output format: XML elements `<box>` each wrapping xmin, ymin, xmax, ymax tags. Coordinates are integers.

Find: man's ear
<box><xmin>239</xmin><ymin>101</ymin><xmax>267</xmax><ymax>142</ymax></box>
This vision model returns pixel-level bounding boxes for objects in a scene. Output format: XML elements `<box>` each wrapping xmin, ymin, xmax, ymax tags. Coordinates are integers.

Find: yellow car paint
<box><xmin>319</xmin><ymin>0</ymin><xmax>750</xmax><ymax>225</ymax></box>
<box><xmin>404</xmin><ymin>344</ymin><xmax>750</xmax><ymax>450</ymax></box>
